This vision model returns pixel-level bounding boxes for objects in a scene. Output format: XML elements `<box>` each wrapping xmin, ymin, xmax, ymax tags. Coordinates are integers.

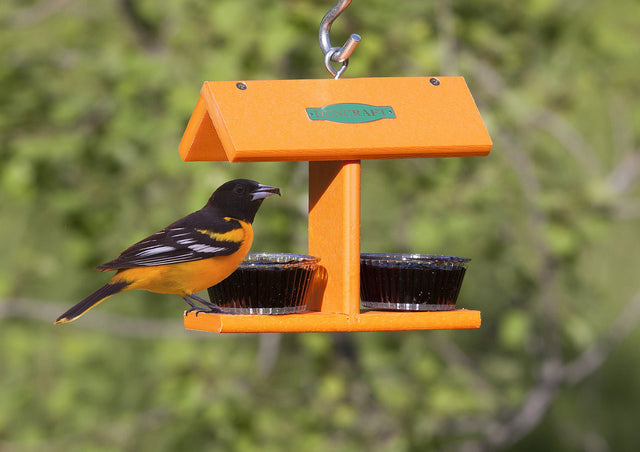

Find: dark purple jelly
<box><xmin>360</xmin><ymin>254</ymin><xmax>469</xmax><ymax>311</ymax></box>
<box><xmin>207</xmin><ymin>253</ymin><xmax>319</xmax><ymax>314</ymax></box>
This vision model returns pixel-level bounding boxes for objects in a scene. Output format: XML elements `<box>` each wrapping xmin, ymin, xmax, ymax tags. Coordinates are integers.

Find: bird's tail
<box><xmin>54</xmin><ymin>281</ymin><xmax>130</xmax><ymax>325</ymax></box>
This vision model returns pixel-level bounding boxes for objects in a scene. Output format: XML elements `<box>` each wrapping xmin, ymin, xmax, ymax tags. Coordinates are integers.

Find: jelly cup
<box><xmin>360</xmin><ymin>253</ymin><xmax>470</xmax><ymax>311</ymax></box>
<box><xmin>207</xmin><ymin>253</ymin><xmax>320</xmax><ymax>314</ymax></box>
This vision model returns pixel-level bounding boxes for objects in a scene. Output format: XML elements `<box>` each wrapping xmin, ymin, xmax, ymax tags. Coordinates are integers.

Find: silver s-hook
<box><xmin>319</xmin><ymin>0</ymin><xmax>361</xmax><ymax>79</ymax></box>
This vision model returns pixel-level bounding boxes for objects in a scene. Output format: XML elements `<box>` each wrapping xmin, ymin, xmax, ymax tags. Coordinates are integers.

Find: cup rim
<box><xmin>241</xmin><ymin>252</ymin><xmax>320</xmax><ymax>267</ymax></box>
<box><xmin>360</xmin><ymin>253</ymin><xmax>470</xmax><ymax>264</ymax></box>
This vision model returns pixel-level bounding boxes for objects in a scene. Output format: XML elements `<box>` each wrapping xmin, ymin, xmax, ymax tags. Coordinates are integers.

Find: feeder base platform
<box><xmin>184</xmin><ymin>309</ymin><xmax>481</xmax><ymax>333</ymax></box>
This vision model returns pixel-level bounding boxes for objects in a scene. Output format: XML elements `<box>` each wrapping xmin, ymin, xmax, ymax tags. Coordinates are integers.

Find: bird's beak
<box><xmin>251</xmin><ymin>184</ymin><xmax>281</xmax><ymax>201</ymax></box>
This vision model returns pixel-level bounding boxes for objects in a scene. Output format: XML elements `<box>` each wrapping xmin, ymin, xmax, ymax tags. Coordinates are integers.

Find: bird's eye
<box><xmin>233</xmin><ymin>184</ymin><xmax>246</xmax><ymax>195</ymax></box>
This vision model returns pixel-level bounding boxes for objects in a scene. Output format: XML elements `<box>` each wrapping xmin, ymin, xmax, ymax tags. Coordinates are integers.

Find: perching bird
<box><xmin>55</xmin><ymin>179</ymin><xmax>280</xmax><ymax>324</ymax></box>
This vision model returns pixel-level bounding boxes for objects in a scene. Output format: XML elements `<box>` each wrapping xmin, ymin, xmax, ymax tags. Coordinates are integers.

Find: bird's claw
<box><xmin>185</xmin><ymin>307</ymin><xmax>228</xmax><ymax>317</ymax></box>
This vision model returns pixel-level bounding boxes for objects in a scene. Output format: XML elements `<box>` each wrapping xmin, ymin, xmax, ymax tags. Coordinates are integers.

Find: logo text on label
<box><xmin>306</xmin><ymin>103</ymin><xmax>396</xmax><ymax>124</ymax></box>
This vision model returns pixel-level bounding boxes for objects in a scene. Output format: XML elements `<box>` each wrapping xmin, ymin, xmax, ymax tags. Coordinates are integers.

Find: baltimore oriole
<box><xmin>55</xmin><ymin>179</ymin><xmax>280</xmax><ymax>324</ymax></box>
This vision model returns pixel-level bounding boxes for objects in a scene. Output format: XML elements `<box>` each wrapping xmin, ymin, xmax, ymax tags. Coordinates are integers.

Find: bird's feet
<box><xmin>183</xmin><ymin>294</ymin><xmax>227</xmax><ymax>317</ymax></box>
<box><xmin>185</xmin><ymin>307</ymin><xmax>214</xmax><ymax>317</ymax></box>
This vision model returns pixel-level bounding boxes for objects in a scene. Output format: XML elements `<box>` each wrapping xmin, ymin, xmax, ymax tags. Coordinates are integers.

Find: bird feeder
<box><xmin>178</xmin><ymin>2</ymin><xmax>491</xmax><ymax>333</ymax></box>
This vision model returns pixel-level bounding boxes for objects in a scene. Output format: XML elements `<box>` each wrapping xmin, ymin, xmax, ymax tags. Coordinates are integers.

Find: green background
<box><xmin>2</xmin><ymin>0</ymin><xmax>640</xmax><ymax>450</ymax></box>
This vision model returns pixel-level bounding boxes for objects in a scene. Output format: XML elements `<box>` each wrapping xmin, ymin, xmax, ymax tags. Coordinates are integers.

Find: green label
<box><xmin>306</xmin><ymin>103</ymin><xmax>396</xmax><ymax>124</ymax></box>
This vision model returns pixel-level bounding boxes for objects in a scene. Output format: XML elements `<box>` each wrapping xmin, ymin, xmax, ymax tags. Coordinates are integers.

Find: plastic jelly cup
<box><xmin>360</xmin><ymin>253</ymin><xmax>470</xmax><ymax>311</ymax></box>
<box><xmin>207</xmin><ymin>253</ymin><xmax>320</xmax><ymax>315</ymax></box>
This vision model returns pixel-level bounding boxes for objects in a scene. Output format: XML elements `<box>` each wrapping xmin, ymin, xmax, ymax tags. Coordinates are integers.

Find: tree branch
<box><xmin>457</xmin><ymin>288</ymin><xmax>640</xmax><ymax>451</ymax></box>
<box><xmin>608</xmin><ymin>148</ymin><xmax>640</xmax><ymax>195</ymax></box>
<box><xmin>564</xmin><ymin>289</ymin><xmax>640</xmax><ymax>384</ymax></box>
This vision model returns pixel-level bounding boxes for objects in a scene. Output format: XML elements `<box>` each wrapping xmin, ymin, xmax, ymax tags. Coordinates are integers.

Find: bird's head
<box><xmin>206</xmin><ymin>179</ymin><xmax>281</xmax><ymax>223</ymax></box>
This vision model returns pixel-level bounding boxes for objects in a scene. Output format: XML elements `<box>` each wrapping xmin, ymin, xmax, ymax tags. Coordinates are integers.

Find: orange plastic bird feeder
<box><xmin>178</xmin><ymin>0</ymin><xmax>490</xmax><ymax>334</ymax></box>
<box><xmin>178</xmin><ymin>76</ymin><xmax>491</xmax><ymax>333</ymax></box>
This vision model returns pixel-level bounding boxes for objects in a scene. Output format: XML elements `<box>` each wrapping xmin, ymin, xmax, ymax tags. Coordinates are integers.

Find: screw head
<box><xmin>236</xmin><ymin>82</ymin><xmax>247</xmax><ymax>90</ymax></box>
<box><xmin>429</xmin><ymin>77</ymin><xmax>440</xmax><ymax>86</ymax></box>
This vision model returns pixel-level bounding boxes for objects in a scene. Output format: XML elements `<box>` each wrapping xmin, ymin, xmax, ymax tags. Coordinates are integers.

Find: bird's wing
<box><xmin>96</xmin><ymin>217</ymin><xmax>245</xmax><ymax>270</ymax></box>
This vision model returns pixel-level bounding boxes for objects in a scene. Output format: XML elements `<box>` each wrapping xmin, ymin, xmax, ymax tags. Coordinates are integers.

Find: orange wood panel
<box><xmin>184</xmin><ymin>309</ymin><xmax>481</xmax><ymax>333</ymax></box>
<box><xmin>178</xmin><ymin>95</ymin><xmax>228</xmax><ymax>161</ymax></box>
<box><xmin>180</xmin><ymin>77</ymin><xmax>492</xmax><ymax>162</ymax></box>
<box><xmin>308</xmin><ymin>161</ymin><xmax>361</xmax><ymax>317</ymax></box>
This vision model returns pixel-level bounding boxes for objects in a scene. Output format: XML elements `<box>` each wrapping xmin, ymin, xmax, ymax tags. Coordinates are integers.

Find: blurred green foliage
<box><xmin>1</xmin><ymin>0</ymin><xmax>640</xmax><ymax>450</ymax></box>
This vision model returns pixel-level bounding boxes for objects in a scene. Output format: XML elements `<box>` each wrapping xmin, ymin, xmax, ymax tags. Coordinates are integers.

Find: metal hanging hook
<box><xmin>319</xmin><ymin>0</ymin><xmax>361</xmax><ymax>79</ymax></box>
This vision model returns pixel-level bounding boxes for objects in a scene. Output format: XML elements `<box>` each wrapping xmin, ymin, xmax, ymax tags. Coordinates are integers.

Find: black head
<box><xmin>206</xmin><ymin>179</ymin><xmax>280</xmax><ymax>223</ymax></box>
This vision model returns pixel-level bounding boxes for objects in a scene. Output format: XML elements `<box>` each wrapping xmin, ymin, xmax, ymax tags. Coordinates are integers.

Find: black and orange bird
<box><xmin>55</xmin><ymin>179</ymin><xmax>280</xmax><ymax>324</ymax></box>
